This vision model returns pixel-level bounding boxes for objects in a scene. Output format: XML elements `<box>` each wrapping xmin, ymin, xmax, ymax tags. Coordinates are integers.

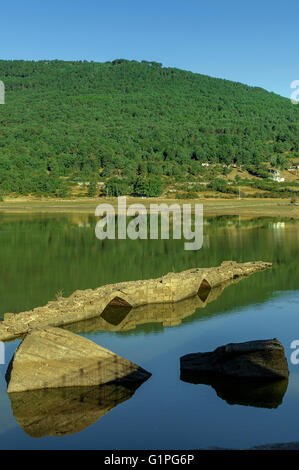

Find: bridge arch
<box><xmin>100</xmin><ymin>296</ymin><xmax>132</xmax><ymax>326</ymax></box>
<box><xmin>197</xmin><ymin>278</ymin><xmax>211</xmax><ymax>302</ymax></box>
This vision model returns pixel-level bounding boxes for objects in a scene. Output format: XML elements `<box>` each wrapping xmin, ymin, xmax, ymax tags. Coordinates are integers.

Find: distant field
<box><xmin>0</xmin><ymin>197</ymin><xmax>298</xmax><ymax>219</ymax></box>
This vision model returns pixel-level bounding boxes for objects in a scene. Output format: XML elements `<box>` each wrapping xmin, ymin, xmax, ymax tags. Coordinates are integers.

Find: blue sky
<box><xmin>1</xmin><ymin>0</ymin><xmax>298</xmax><ymax>97</ymax></box>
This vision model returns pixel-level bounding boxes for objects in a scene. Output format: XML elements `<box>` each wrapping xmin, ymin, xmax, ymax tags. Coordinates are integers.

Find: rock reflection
<box><xmin>8</xmin><ymin>382</ymin><xmax>146</xmax><ymax>437</ymax></box>
<box><xmin>180</xmin><ymin>373</ymin><xmax>288</xmax><ymax>409</ymax></box>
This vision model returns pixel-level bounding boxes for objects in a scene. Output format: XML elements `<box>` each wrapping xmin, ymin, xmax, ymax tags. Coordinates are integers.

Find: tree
<box><xmin>87</xmin><ymin>180</ymin><xmax>97</xmax><ymax>197</ymax></box>
<box><xmin>208</xmin><ymin>178</ymin><xmax>228</xmax><ymax>193</ymax></box>
<box><xmin>133</xmin><ymin>176</ymin><xmax>163</xmax><ymax>197</ymax></box>
<box><xmin>105</xmin><ymin>177</ymin><xmax>131</xmax><ymax>196</ymax></box>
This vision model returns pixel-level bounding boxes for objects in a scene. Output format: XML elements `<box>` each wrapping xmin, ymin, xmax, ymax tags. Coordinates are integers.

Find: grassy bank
<box><xmin>0</xmin><ymin>197</ymin><xmax>299</xmax><ymax>219</ymax></box>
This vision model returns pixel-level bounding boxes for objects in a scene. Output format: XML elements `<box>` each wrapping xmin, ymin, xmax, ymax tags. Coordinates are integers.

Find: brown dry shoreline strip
<box><xmin>0</xmin><ymin>198</ymin><xmax>299</xmax><ymax>218</ymax></box>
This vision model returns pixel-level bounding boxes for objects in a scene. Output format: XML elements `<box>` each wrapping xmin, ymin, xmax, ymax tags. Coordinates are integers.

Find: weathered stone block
<box><xmin>6</xmin><ymin>326</ymin><xmax>151</xmax><ymax>392</ymax></box>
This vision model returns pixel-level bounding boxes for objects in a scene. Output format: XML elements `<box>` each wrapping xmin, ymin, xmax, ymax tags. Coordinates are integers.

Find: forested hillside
<box><xmin>0</xmin><ymin>59</ymin><xmax>298</xmax><ymax>197</ymax></box>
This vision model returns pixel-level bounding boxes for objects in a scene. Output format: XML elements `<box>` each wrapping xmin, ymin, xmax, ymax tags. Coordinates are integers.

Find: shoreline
<box><xmin>0</xmin><ymin>197</ymin><xmax>298</xmax><ymax>219</ymax></box>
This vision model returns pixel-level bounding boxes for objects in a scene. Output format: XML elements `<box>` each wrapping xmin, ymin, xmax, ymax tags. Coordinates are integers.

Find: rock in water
<box><xmin>6</xmin><ymin>327</ymin><xmax>151</xmax><ymax>392</ymax></box>
<box><xmin>180</xmin><ymin>339</ymin><xmax>289</xmax><ymax>380</ymax></box>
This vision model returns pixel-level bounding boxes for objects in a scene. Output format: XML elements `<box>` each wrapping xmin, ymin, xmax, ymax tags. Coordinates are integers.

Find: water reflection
<box><xmin>8</xmin><ymin>382</ymin><xmax>146</xmax><ymax>438</ymax></box>
<box><xmin>180</xmin><ymin>373</ymin><xmax>289</xmax><ymax>409</ymax></box>
<box><xmin>1</xmin><ymin>215</ymin><xmax>299</xmax><ymax>320</ymax></box>
<box><xmin>1</xmin><ymin>215</ymin><xmax>299</xmax><ymax>448</ymax></box>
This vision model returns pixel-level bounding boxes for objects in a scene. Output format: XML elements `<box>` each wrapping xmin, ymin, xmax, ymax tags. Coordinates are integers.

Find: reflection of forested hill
<box><xmin>0</xmin><ymin>215</ymin><xmax>298</xmax><ymax>324</ymax></box>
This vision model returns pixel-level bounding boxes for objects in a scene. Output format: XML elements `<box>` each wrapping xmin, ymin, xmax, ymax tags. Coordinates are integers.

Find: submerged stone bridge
<box><xmin>0</xmin><ymin>260</ymin><xmax>271</xmax><ymax>342</ymax></box>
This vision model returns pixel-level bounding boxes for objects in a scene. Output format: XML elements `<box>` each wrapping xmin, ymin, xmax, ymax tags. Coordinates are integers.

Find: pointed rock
<box><xmin>6</xmin><ymin>327</ymin><xmax>151</xmax><ymax>392</ymax></box>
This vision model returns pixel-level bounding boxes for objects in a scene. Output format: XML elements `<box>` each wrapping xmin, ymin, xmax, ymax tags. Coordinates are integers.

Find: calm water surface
<box><xmin>0</xmin><ymin>214</ymin><xmax>299</xmax><ymax>449</ymax></box>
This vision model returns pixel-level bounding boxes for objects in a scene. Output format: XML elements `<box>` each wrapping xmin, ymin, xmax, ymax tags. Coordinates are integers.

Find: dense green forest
<box><xmin>0</xmin><ymin>59</ymin><xmax>298</xmax><ymax>197</ymax></box>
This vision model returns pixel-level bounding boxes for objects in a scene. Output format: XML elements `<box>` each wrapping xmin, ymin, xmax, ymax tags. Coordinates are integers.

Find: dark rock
<box><xmin>201</xmin><ymin>442</ymin><xmax>299</xmax><ymax>450</ymax></box>
<box><xmin>250</xmin><ymin>442</ymin><xmax>299</xmax><ymax>450</ymax></box>
<box><xmin>180</xmin><ymin>339</ymin><xmax>289</xmax><ymax>380</ymax></box>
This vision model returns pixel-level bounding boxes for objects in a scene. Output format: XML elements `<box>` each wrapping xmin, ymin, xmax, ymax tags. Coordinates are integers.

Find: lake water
<box><xmin>0</xmin><ymin>214</ymin><xmax>299</xmax><ymax>449</ymax></box>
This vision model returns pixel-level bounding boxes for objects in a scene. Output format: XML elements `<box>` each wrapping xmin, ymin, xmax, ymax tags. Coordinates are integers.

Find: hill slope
<box><xmin>0</xmin><ymin>59</ymin><xmax>298</xmax><ymax>196</ymax></box>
